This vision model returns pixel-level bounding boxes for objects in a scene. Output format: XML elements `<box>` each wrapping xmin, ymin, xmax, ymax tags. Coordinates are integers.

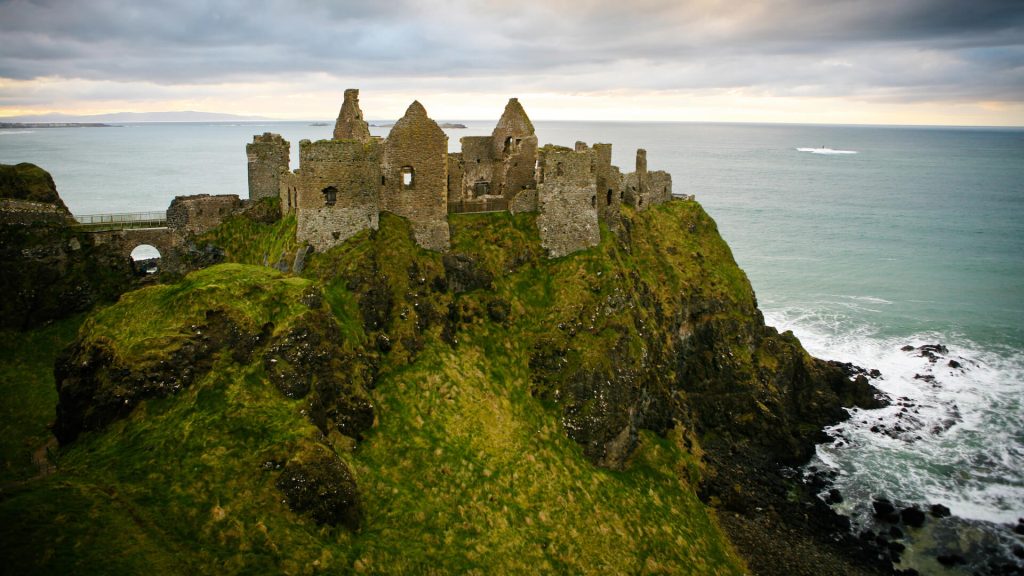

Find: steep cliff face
<box><xmin>0</xmin><ymin>163</ymin><xmax>135</xmax><ymax>330</ymax></box>
<box><xmin>3</xmin><ymin>200</ymin><xmax>881</xmax><ymax>574</ymax></box>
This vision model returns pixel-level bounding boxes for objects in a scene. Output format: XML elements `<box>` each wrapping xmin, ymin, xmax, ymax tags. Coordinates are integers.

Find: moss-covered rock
<box><xmin>275</xmin><ymin>440</ymin><xmax>362</xmax><ymax>529</ymax></box>
<box><xmin>0</xmin><ymin>163</ymin><xmax>69</xmax><ymax>211</ymax></box>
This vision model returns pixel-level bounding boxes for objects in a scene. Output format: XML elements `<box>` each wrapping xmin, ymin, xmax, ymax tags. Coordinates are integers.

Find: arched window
<box><xmin>607</xmin><ymin>189</ymin><xmax>613</xmax><ymax>206</ymax></box>
<box><xmin>323</xmin><ymin>186</ymin><xmax>338</xmax><ymax>206</ymax></box>
<box><xmin>401</xmin><ymin>166</ymin><xmax>415</xmax><ymax>189</ymax></box>
<box><xmin>590</xmin><ymin>195</ymin><xmax>596</xmax><ymax>208</ymax></box>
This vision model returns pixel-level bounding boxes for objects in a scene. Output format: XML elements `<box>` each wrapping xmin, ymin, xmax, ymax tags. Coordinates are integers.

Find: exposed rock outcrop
<box><xmin>0</xmin><ymin>163</ymin><xmax>135</xmax><ymax>330</ymax></box>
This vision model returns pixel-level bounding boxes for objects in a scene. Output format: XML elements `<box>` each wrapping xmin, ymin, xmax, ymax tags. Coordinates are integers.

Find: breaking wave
<box><xmin>764</xmin><ymin>304</ymin><xmax>1024</xmax><ymax>569</ymax></box>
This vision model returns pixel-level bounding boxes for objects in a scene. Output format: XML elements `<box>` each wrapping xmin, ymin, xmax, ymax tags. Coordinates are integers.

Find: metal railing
<box><xmin>448</xmin><ymin>198</ymin><xmax>510</xmax><ymax>214</ymax></box>
<box><xmin>73</xmin><ymin>211</ymin><xmax>168</xmax><ymax>231</ymax></box>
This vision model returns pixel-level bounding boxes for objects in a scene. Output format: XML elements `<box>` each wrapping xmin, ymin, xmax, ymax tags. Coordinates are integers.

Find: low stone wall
<box><xmin>298</xmin><ymin>204</ymin><xmax>379</xmax><ymax>252</ymax></box>
<box><xmin>166</xmin><ymin>194</ymin><xmax>242</xmax><ymax>236</ymax></box>
<box><xmin>0</xmin><ymin>199</ymin><xmax>73</xmax><ymax>226</ymax></box>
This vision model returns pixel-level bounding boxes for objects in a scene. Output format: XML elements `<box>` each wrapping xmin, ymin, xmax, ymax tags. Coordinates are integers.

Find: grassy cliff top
<box><xmin>0</xmin><ymin>162</ymin><xmax>70</xmax><ymax>212</ymax></box>
<box><xmin>1</xmin><ymin>198</ymin><xmax>868</xmax><ymax>574</ymax></box>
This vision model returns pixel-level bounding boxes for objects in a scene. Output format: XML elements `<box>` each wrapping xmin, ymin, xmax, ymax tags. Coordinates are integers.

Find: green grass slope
<box><xmin>3</xmin><ymin>199</ymin><xmax>846</xmax><ymax>575</ymax></box>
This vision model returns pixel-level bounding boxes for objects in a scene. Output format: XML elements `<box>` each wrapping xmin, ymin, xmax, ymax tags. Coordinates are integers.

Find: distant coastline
<box><xmin>0</xmin><ymin>122</ymin><xmax>114</xmax><ymax>129</ymax></box>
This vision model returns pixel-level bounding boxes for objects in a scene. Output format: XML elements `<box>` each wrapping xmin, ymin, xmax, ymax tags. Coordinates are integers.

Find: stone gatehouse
<box><xmin>247</xmin><ymin>89</ymin><xmax>675</xmax><ymax>257</ymax></box>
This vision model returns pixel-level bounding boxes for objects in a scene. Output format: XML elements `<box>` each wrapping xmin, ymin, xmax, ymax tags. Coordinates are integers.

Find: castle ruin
<box><xmin>247</xmin><ymin>90</ymin><xmax>675</xmax><ymax>257</ymax></box>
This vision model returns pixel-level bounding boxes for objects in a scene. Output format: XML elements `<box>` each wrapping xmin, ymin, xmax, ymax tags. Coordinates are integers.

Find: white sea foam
<box><xmin>796</xmin><ymin>147</ymin><xmax>858</xmax><ymax>155</ymax></box>
<box><xmin>764</xmin><ymin>307</ymin><xmax>1024</xmax><ymax>528</ymax></box>
<box><xmin>0</xmin><ymin>130</ymin><xmax>34</xmax><ymax>135</ymax></box>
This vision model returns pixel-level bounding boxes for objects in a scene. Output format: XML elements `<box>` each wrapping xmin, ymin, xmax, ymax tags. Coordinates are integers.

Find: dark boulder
<box><xmin>276</xmin><ymin>442</ymin><xmax>361</xmax><ymax>529</ymax></box>
<box><xmin>442</xmin><ymin>253</ymin><xmax>493</xmax><ymax>293</ymax></box>
<box><xmin>930</xmin><ymin>503</ymin><xmax>951</xmax><ymax>518</ymax></box>
<box><xmin>900</xmin><ymin>506</ymin><xmax>926</xmax><ymax>528</ymax></box>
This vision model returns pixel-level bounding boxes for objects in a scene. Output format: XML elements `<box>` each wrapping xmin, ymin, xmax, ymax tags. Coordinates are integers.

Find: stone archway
<box><xmin>89</xmin><ymin>227</ymin><xmax>182</xmax><ymax>274</ymax></box>
<box><xmin>130</xmin><ymin>244</ymin><xmax>162</xmax><ymax>275</ymax></box>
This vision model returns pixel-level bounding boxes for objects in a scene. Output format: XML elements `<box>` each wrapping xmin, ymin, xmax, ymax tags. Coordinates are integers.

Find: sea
<box><xmin>3</xmin><ymin>120</ymin><xmax>1023</xmax><ymax>571</ymax></box>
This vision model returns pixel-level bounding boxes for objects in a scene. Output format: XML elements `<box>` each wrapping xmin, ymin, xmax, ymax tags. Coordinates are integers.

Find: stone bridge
<box><xmin>88</xmin><ymin>227</ymin><xmax>182</xmax><ymax>272</ymax></box>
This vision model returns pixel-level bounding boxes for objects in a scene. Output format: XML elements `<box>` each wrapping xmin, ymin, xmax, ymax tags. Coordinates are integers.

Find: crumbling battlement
<box><xmin>249</xmin><ymin>89</ymin><xmax>675</xmax><ymax>257</ymax></box>
<box><xmin>334</xmin><ymin>88</ymin><xmax>372</xmax><ymax>142</ymax></box>
<box><xmin>622</xmin><ymin>149</ymin><xmax>672</xmax><ymax>211</ymax></box>
<box><xmin>167</xmin><ymin>194</ymin><xmax>242</xmax><ymax>237</ymax></box>
<box><xmin>247</xmin><ymin>133</ymin><xmax>290</xmax><ymax>202</ymax></box>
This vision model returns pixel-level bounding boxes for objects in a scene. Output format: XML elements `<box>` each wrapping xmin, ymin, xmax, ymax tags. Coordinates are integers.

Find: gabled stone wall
<box><xmin>381</xmin><ymin>101</ymin><xmax>449</xmax><ymax>251</ymax></box>
<box><xmin>490</xmin><ymin>98</ymin><xmax>537</xmax><ymax>200</ymax></box>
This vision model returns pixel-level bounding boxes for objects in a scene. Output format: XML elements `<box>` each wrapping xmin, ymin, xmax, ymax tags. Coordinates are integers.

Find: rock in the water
<box><xmin>930</xmin><ymin>503</ymin><xmax>951</xmax><ymax>518</ymax></box>
<box><xmin>900</xmin><ymin>506</ymin><xmax>926</xmax><ymax>527</ymax></box>
<box><xmin>873</xmin><ymin>498</ymin><xmax>897</xmax><ymax>521</ymax></box>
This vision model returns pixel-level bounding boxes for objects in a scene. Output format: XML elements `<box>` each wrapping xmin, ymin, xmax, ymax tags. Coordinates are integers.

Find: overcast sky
<box><xmin>1</xmin><ymin>0</ymin><xmax>1022</xmax><ymax>125</ymax></box>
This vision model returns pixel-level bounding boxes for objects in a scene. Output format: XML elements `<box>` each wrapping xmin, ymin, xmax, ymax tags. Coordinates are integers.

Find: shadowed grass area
<box><xmin>0</xmin><ymin>315</ymin><xmax>84</xmax><ymax>483</ymax></box>
<box><xmin>0</xmin><ymin>201</ymin><xmax>753</xmax><ymax>574</ymax></box>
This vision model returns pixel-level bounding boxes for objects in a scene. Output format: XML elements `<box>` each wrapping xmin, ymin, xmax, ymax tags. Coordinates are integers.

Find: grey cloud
<box><xmin>0</xmin><ymin>0</ymin><xmax>1021</xmax><ymax>104</ymax></box>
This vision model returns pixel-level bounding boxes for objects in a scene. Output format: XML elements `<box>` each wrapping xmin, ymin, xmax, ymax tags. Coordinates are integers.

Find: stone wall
<box><xmin>622</xmin><ymin>148</ymin><xmax>671</xmax><ymax>211</ymax></box>
<box><xmin>459</xmin><ymin>136</ymin><xmax>496</xmax><ymax>201</ymax></box>
<box><xmin>247</xmin><ymin>133</ymin><xmax>290</xmax><ymax>201</ymax></box>
<box><xmin>293</xmin><ymin>139</ymin><xmax>381</xmax><ymax>252</ymax></box>
<box><xmin>381</xmin><ymin>101</ymin><xmax>449</xmax><ymax>251</ymax></box>
<box><xmin>490</xmin><ymin>98</ymin><xmax>537</xmax><ymax>200</ymax></box>
<box><xmin>0</xmin><ymin>198</ymin><xmax>73</xmax><ymax>226</ymax></box>
<box><xmin>509</xmin><ymin>189</ymin><xmax>538</xmax><ymax>214</ymax></box>
<box><xmin>333</xmin><ymin>89</ymin><xmax>372</xmax><ymax>142</ymax></box>
<box><xmin>446</xmin><ymin>153</ymin><xmax>465</xmax><ymax>205</ymax></box>
<box><xmin>166</xmin><ymin>194</ymin><xmax>242</xmax><ymax>237</ymax></box>
<box><xmin>536</xmin><ymin>148</ymin><xmax>600</xmax><ymax>258</ymax></box>
<box><xmin>646</xmin><ymin>171</ymin><xmax>673</xmax><ymax>205</ymax></box>
<box><xmin>242</xmin><ymin>91</ymin><xmax>675</xmax><ymax>257</ymax></box>
<box><xmin>592</xmin><ymin>143</ymin><xmax>622</xmax><ymax>229</ymax></box>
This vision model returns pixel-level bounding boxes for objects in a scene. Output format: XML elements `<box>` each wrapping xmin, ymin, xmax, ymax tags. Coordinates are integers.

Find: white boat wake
<box><xmin>796</xmin><ymin>147</ymin><xmax>858</xmax><ymax>155</ymax></box>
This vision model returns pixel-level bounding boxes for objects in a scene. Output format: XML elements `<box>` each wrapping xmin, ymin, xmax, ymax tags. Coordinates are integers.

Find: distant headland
<box><xmin>0</xmin><ymin>122</ymin><xmax>113</xmax><ymax>129</ymax></box>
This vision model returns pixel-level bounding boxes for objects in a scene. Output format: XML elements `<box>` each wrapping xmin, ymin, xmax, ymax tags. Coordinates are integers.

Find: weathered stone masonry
<box><xmin>247</xmin><ymin>133</ymin><xmax>290</xmax><ymax>202</ymax></box>
<box><xmin>248</xmin><ymin>89</ymin><xmax>675</xmax><ymax>258</ymax></box>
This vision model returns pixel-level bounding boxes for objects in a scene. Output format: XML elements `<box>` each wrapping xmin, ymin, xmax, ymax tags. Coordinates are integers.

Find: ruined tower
<box><xmin>592</xmin><ymin>143</ymin><xmax>622</xmax><ymax>229</ymax></box>
<box><xmin>623</xmin><ymin>148</ymin><xmax>672</xmax><ymax>211</ymax></box>
<box><xmin>333</xmin><ymin>89</ymin><xmax>372</xmax><ymax>142</ymax></box>
<box><xmin>246</xmin><ymin>133</ymin><xmax>290</xmax><ymax>201</ymax></box>
<box><xmin>490</xmin><ymin>98</ymin><xmax>538</xmax><ymax>201</ymax></box>
<box><xmin>381</xmin><ymin>101</ymin><xmax>450</xmax><ymax>251</ymax></box>
<box><xmin>536</xmin><ymin>145</ymin><xmax>600</xmax><ymax>258</ymax></box>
